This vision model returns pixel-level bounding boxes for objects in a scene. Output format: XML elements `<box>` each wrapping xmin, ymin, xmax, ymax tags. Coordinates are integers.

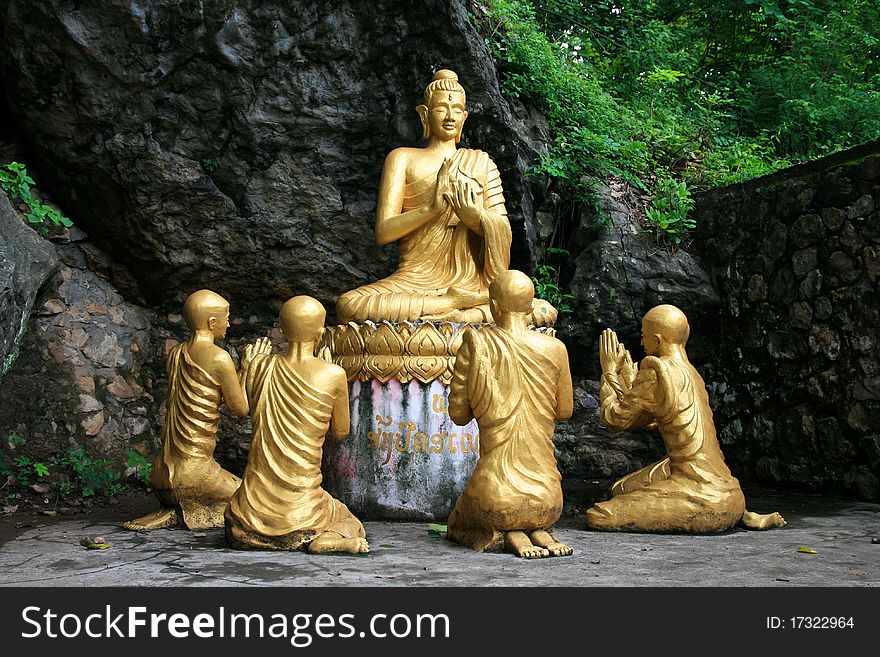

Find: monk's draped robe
<box><xmin>149</xmin><ymin>343</ymin><xmax>241</xmax><ymax>529</ymax></box>
<box><xmin>225</xmin><ymin>354</ymin><xmax>365</xmax><ymax>550</ymax></box>
<box><xmin>590</xmin><ymin>356</ymin><xmax>746</xmax><ymax>532</ymax></box>
<box><xmin>336</xmin><ymin>148</ymin><xmax>512</xmax><ymax>323</ymax></box>
<box><xmin>446</xmin><ymin>327</ymin><xmax>564</xmax><ymax>552</ymax></box>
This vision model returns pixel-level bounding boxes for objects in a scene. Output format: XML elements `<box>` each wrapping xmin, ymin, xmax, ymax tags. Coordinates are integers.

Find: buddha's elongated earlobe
<box><xmin>416</xmin><ymin>104</ymin><xmax>429</xmax><ymax>140</ymax></box>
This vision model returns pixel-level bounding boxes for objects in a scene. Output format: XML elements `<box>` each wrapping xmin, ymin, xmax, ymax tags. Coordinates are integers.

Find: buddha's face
<box><xmin>425</xmin><ymin>91</ymin><xmax>467</xmax><ymax>141</ymax></box>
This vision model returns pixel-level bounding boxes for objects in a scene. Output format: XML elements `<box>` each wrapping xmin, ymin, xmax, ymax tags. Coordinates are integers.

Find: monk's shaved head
<box><xmin>642</xmin><ymin>304</ymin><xmax>690</xmax><ymax>346</ymax></box>
<box><xmin>490</xmin><ymin>270</ymin><xmax>534</xmax><ymax>315</ymax></box>
<box><xmin>280</xmin><ymin>296</ymin><xmax>326</xmax><ymax>342</ymax></box>
<box><xmin>183</xmin><ymin>289</ymin><xmax>229</xmax><ymax>331</ymax></box>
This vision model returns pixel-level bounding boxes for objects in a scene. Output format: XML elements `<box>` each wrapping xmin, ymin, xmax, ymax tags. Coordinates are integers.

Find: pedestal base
<box><xmin>322</xmin><ymin>378</ymin><xmax>479</xmax><ymax>521</ymax></box>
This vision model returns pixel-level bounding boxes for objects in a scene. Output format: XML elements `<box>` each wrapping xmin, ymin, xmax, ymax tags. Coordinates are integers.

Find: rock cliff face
<box><xmin>0</xmin><ymin>192</ymin><xmax>59</xmax><ymax>379</ymax></box>
<box><xmin>0</xmin><ymin>0</ymin><xmax>549</xmax><ymax>320</ymax></box>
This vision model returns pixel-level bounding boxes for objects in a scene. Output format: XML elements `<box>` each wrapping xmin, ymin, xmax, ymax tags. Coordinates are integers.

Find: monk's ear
<box><xmin>416</xmin><ymin>104</ymin><xmax>429</xmax><ymax>140</ymax></box>
<box><xmin>207</xmin><ymin>316</ymin><xmax>217</xmax><ymax>330</ymax></box>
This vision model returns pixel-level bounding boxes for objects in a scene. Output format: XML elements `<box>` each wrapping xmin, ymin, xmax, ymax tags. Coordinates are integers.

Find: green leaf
<box><xmin>427</xmin><ymin>523</ymin><xmax>447</xmax><ymax>536</ymax></box>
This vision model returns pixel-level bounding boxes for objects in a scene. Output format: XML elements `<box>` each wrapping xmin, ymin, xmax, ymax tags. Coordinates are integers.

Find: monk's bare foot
<box><xmin>123</xmin><ymin>508</ymin><xmax>179</xmax><ymax>531</ymax></box>
<box><xmin>529</xmin><ymin>530</ymin><xmax>573</xmax><ymax>557</ymax></box>
<box><xmin>308</xmin><ymin>534</ymin><xmax>370</xmax><ymax>554</ymax></box>
<box><xmin>741</xmin><ymin>510</ymin><xmax>787</xmax><ymax>530</ymax></box>
<box><xmin>505</xmin><ymin>531</ymin><xmax>550</xmax><ymax>559</ymax></box>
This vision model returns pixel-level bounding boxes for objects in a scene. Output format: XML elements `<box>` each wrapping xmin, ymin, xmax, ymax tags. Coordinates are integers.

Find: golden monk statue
<box><xmin>336</xmin><ymin>69</ymin><xmax>556</xmax><ymax>326</ymax></box>
<box><xmin>586</xmin><ymin>304</ymin><xmax>787</xmax><ymax>533</ymax></box>
<box><xmin>225</xmin><ymin>296</ymin><xmax>368</xmax><ymax>553</ymax></box>
<box><xmin>125</xmin><ymin>290</ymin><xmax>247</xmax><ymax>531</ymax></box>
<box><xmin>446</xmin><ymin>270</ymin><xmax>573</xmax><ymax>558</ymax></box>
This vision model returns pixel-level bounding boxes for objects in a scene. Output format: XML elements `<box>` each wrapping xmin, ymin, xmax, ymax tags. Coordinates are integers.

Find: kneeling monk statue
<box><xmin>336</xmin><ymin>69</ymin><xmax>556</xmax><ymax>326</ymax></box>
<box><xmin>125</xmin><ymin>289</ymin><xmax>247</xmax><ymax>531</ymax></box>
<box><xmin>586</xmin><ymin>304</ymin><xmax>787</xmax><ymax>533</ymax></box>
<box><xmin>446</xmin><ymin>270</ymin><xmax>574</xmax><ymax>558</ymax></box>
<box><xmin>225</xmin><ymin>296</ymin><xmax>368</xmax><ymax>553</ymax></box>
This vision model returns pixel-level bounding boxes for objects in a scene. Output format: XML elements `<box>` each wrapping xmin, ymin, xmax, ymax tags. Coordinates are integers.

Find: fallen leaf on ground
<box><xmin>80</xmin><ymin>536</ymin><xmax>112</xmax><ymax>550</ymax></box>
<box><xmin>798</xmin><ymin>546</ymin><xmax>817</xmax><ymax>554</ymax></box>
<box><xmin>1</xmin><ymin>505</ymin><xmax>18</xmax><ymax>515</ymax></box>
<box><xmin>30</xmin><ymin>484</ymin><xmax>50</xmax><ymax>494</ymax></box>
<box><xmin>427</xmin><ymin>523</ymin><xmax>447</xmax><ymax>537</ymax></box>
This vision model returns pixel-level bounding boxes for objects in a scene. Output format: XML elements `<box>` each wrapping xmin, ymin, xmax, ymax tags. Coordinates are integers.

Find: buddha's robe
<box><xmin>150</xmin><ymin>343</ymin><xmax>241</xmax><ymax>529</ymax></box>
<box><xmin>588</xmin><ymin>356</ymin><xmax>746</xmax><ymax>533</ymax></box>
<box><xmin>336</xmin><ymin>148</ymin><xmax>512</xmax><ymax>323</ymax></box>
<box><xmin>225</xmin><ymin>353</ymin><xmax>365</xmax><ymax>550</ymax></box>
<box><xmin>446</xmin><ymin>327</ymin><xmax>564</xmax><ymax>552</ymax></box>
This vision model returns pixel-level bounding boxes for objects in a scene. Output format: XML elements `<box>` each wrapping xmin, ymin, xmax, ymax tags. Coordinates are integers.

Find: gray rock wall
<box><xmin>0</xmin><ymin>192</ymin><xmax>59</xmax><ymax>379</ymax></box>
<box><xmin>694</xmin><ymin>140</ymin><xmax>880</xmax><ymax>500</ymax></box>
<box><xmin>0</xmin><ymin>0</ymin><xmax>550</xmax><ymax>322</ymax></box>
<box><xmin>0</xmin><ymin>225</ymin><xmax>160</xmax><ymax>468</ymax></box>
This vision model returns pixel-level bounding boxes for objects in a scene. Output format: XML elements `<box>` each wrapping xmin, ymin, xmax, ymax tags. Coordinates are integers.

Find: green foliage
<box><xmin>644</xmin><ymin>178</ymin><xmax>695</xmax><ymax>244</ymax></box>
<box><xmin>480</xmin><ymin>0</ymin><xmax>880</xmax><ymax>242</ymax></box>
<box><xmin>126</xmin><ymin>450</ymin><xmax>152</xmax><ymax>488</ymax></box>
<box><xmin>0</xmin><ymin>449</ymin><xmax>49</xmax><ymax>487</ymax></box>
<box><xmin>0</xmin><ymin>162</ymin><xmax>73</xmax><ymax>228</ymax></box>
<box><xmin>531</xmin><ymin>247</ymin><xmax>575</xmax><ymax>314</ymax></box>
<box><xmin>61</xmin><ymin>445</ymin><xmax>126</xmax><ymax>498</ymax></box>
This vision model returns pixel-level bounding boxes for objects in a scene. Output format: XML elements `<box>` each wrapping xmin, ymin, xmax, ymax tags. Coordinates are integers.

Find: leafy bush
<box><xmin>644</xmin><ymin>178</ymin><xmax>695</xmax><ymax>244</ymax></box>
<box><xmin>126</xmin><ymin>450</ymin><xmax>152</xmax><ymax>488</ymax></box>
<box><xmin>0</xmin><ymin>161</ymin><xmax>73</xmax><ymax>228</ymax></box>
<box><xmin>61</xmin><ymin>445</ymin><xmax>126</xmax><ymax>497</ymax></box>
<box><xmin>531</xmin><ymin>247</ymin><xmax>575</xmax><ymax>314</ymax></box>
<box><xmin>477</xmin><ymin>0</ymin><xmax>880</xmax><ymax>245</ymax></box>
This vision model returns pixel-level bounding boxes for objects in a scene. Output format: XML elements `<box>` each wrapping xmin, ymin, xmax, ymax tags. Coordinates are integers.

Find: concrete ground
<box><xmin>0</xmin><ymin>490</ymin><xmax>877</xmax><ymax>587</ymax></box>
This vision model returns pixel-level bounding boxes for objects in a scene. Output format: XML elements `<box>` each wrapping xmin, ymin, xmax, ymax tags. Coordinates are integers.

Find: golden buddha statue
<box><xmin>225</xmin><ymin>296</ymin><xmax>368</xmax><ymax>554</ymax></box>
<box><xmin>336</xmin><ymin>69</ymin><xmax>556</xmax><ymax>326</ymax></box>
<box><xmin>446</xmin><ymin>270</ymin><xmax>574</xmax><ymax>558</ymax></box>
<box><xmin>124</xmin><ymin>290</ymin><xmax>247</xmax><ymax>531</ymax></box>
<box><xmin>586</xmin><ymin>304</ymin><xmax>787</xmax><ymax>533</ymax></box>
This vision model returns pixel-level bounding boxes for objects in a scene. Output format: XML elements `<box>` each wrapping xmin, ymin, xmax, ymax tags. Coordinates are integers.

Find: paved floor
<box><xmin>1</xmin><ymin>491</ymin><xmax>877</xmax><ymax>587</ymax></box>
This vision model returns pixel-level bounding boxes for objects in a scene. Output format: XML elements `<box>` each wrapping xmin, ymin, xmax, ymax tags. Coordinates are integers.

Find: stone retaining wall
<box><xmin>694</xmin><ymin>140</ymin><xmax>880</xmax><ymax>499</ymax></box>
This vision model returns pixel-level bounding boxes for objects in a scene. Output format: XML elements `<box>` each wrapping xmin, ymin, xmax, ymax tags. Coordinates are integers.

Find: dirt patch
<box><xmin>0</xmin><ymin>488</ymin><xmax>157</xmax><ymax>547</ymax></box>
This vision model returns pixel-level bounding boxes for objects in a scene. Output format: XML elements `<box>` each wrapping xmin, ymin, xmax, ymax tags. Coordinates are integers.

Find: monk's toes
<box><xmin>549</xmin><ymin>543</ymin><xmax>573</xmax><ymax>557</ymax></box>
<box><xmin>357</xmin><ymin>538</ymin><xmax>370</xmax><ymax>553</ymax></box>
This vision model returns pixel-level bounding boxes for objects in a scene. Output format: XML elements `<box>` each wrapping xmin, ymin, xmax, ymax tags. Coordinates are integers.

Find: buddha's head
<box><xmin>416</xmin><ymin>69</ymin><xmax>468</xmax><ymax>143</ymax></box>
<box><xmin>280</xmin><ymin>295</ymin><xmax>326</xmax><ymax>343</ymax></box>
<box><xmin>641</xmin><ymin>304</ymin><xmax>690</xmax><ymax>355</ymax></box>
<box><xmin>489</xmin><ymin>270</ymin><xmax>534</xmax><ymax>322</ymax></box>
<box><xmin>183</xmin><ymin>289</ymin><xmax>230</xmax><ymax>339</ymax></box>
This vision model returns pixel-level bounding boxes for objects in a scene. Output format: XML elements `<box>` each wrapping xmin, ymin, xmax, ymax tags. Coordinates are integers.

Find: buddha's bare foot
<box><xmin>741</xmin><ymin>510</ymin><xmax>787</xmax><ymax>530</ymax></box>
<box><xmin>307</xmin><ymin>534</ymin><xmax>370</xmax><ymax>554</ymax></box>
<box><xmin>530</xmin><ymin>299</ymin><xmax>558</xmax><ymax>326</ymax></box>
<box><xmin>123</xmin><ymin>509</ymin><xmax>179</xmax><ymax>531</ymax></box>
<box><xmin>505</xmin><ymin>531</ymin><xmax>550</xmax><ymax>559</ymax></box>
<box><xmin>529</xmin><ymin>529</ymin><xmax>573</xmax><ymax>557</ymax></box>
<box><xmin>422</xmin><ymin>306</ymin><xmax>490</xmax><ymax>323</ymax></box>
<box><xmin>447</xmin><ymin>286</ymin><xmax>489</xmax><ymax>310</ymax></box>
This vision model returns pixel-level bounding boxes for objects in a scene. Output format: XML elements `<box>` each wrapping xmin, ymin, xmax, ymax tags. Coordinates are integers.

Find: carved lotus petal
<box><xmin>364</xmin><ymin>355</ymin><xmax>404</xmax><ymax>383</ymax></box>
<box><xmin>367</xmin><ymin>322</ymin><xmax>405</xmax><ymax>356</ymax></box>
<box><xmin>406</xmin><ymin>322</ymin><xmax>447</xmax><ymax>357</ymax></box>
<box><xmin>334</xmin><ymin>323</ymin><xmax>365</xmax><ymax>357</ymax></box>
<box><xmin>404</xmin><ymin>355</ymin><xmax>448</xmax><ymax>384</ymax></box>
